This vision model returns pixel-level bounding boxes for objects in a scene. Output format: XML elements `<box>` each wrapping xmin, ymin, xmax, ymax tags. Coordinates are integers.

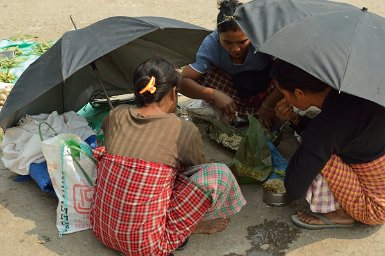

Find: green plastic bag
<box><xmin>77</xmin><ymin>103</ymin><xmax>111</xmax><ymax>144</ymax></box>
<box><xmin>232</xmin><ymin>115</ymin><xmax>272</xmax><ymax>182</ymax></box>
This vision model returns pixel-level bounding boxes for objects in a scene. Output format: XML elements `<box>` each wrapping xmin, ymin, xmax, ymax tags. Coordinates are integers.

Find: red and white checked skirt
<box><xmin>90</xmin><ymin>147</ymin><xmax>245</xmax><ymax>255</ymax></box>
<box><xmin>90</xmin><ymin>147</ymin><xmax>211</xmax><ymax>255</ymax></box>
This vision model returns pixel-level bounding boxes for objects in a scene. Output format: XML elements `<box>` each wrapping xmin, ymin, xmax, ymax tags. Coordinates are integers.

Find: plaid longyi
<box><xmin>305</xmin><ymin>174</ymin><xmax>340</xmax><ymax>213</ymax></box>
<box><xmin>321</xmin><ymin>154</ymin><xmax>385</xmax><ymax>225</ymax></box>
<box><xmin>90</xmin><ymin>147</ymin><xmax>211</xmax><ymax>256</ymax></box>
<box><xmin>183</xmin><ymin>163</ymin><xmax>246</xmax><ymax>220</ymax></box>
<box><xmin>200</xmin><ymin>67</ymin><xmax>269</xmax><ymax>116</ymax></box>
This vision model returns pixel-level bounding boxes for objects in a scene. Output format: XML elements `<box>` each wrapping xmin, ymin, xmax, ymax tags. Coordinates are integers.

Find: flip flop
<box><xmin>291</xmin><ymin>211</ymin><xmax>355</xmax><ymax>230</ymax></box>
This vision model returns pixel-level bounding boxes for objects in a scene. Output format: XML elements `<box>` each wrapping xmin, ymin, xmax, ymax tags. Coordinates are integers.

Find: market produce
<box><xmin>0</xmin><ymin>84</ymin><xmax>14</xmax><ymax>109</ymax></box>
<box><xmin>215</xmin><ymin>133</ymin><xmax>242</xmax><ymax>151</ymax></box>
<box><xmin>263</xmin><ymin>178</ymin><xmax>286</xmax><ymax>194</ymax></box>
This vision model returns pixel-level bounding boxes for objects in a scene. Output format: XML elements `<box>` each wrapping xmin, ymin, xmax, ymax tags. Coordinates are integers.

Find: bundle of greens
<box><xmin>0</xmin><ymin>58</ymin><xmax>21</xmax><ymax>83</ymax></box>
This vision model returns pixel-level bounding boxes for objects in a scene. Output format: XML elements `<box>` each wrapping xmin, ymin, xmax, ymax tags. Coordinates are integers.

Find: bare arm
<box><xmin>263</xmin><ymin>86</ymin><xmax>283</xmax><ymax>110</ymax></box>
<box><xmin>180</xmin><ymin>65</ymin><xmax>237</xmax><ymax>118</ymax></box>
<box><xmin>180</xmin><ymin>65</ymin><xmax>215</xmax><ymax>101</ymax></box>
<box><xmin>258</xmin><ymin>86</ymin><xmax>283</xmax><ymax>129</ymax></box>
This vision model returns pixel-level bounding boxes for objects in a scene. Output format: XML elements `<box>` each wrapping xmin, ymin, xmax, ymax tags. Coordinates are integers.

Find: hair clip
<box><xmin>139</xmin><ymin>76</ymin><xmax>157</xmax><ymax>94</ymax></box>
<box><xmin>217</xmin><ymin>15</ymin><xmax>236</xmax><ymax>26</ymax></box>
<box><xmin>224</xmin><ymin>14</ymin><xmax>235</xmax><ymax>20</ymax></box>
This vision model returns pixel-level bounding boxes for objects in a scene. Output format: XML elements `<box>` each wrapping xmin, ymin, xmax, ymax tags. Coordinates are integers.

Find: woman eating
<box><xmin>271</xmin><ymin>60</ymin><xmax>385</xmax><ymax>229</ymax></box>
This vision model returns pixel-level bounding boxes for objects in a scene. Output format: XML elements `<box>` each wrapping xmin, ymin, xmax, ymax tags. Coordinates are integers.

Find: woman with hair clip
<box><xmin>271</xmin><ymin>60</ymin><xmax>385</xmax><ymax>229</ymax></box>
<box><xmin>180</xmin><ymin>0</ymin><xmax>282</xmax><ymax>129</ymax></box>
<box><xmin>90</xmin><ymin>56</ymin><xmax>246</xmax><ymax>256</ymax></box>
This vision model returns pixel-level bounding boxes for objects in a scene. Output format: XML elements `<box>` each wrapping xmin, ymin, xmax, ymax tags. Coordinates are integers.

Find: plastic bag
<box><xmin>232</xmin><ymin>116</ymin><xmax>272</xmax><ymax>181</ymax></box>
<box><xmin>262</xmin><ymin>141</ymin><xmax>289</xmax><ymax>193</ymax></box>
<box><xmin>28</xmin><ymin>135</ymin><xmax>97</xmax><ymax>195</ymax></box>
<box><xmin>185</xmin><ymin>99</ymin><xmax>222</xmax><ymax>121</ymax></box>
<box><xmin>41</xmin><ymin>133</ymin><xmax>96</xmax><ymax>235</ymax></box>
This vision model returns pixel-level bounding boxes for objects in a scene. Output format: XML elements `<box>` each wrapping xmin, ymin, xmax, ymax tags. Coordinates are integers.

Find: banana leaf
<box><xmin>232</xmin><ymin>115</ymin><xmax>272</xmax><ymax>182</ymax></box>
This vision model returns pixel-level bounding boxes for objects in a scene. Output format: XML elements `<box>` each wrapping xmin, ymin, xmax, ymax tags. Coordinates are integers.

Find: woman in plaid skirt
<box><xmin>271</xmin><ymin>60</ymin><xmax>385</xmax><ymax>229</ymax></box>
<box><xmin>90</xmin><ymin>56</ymin><xmax>246</xmax><ymax>255</ymax></box>
<box><xmin>180</xmin><ymin>0</ymin><xmax>282</xmax><ymax>129</ymax></box>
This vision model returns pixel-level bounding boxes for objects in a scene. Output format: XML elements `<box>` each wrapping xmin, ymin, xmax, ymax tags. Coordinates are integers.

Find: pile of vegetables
<box><xmin>263</xmin><ymin>178</ymin><xmax>286</xmax><ymax>194</ymax></box>
<box><xmin>32</xmin><ymin>42</ymin><xmax>53</xmax><ymax>56</ymax></box>
<box><xmin>0</xmin><ymin>36</ymin><xmax>53</xmax><ymax>83</ymax></box>
<box><xmin>0</xmin><ymin>36</ymin><xmax>54</xmax><ymax>109</ymax></box>
<box><xmin>0</xmin><ymin>58</ymin><xmax>20</xmax><ymax>83</ymax></box>
<box><xmin>0</xmin><ymin>84</ymin><xmax>13</xmax><ymax>108</ymax></box>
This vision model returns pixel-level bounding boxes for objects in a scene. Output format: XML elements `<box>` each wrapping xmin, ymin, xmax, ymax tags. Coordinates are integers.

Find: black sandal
<box><xmin>175</xmin><ymin>237</ymin><xmax>189</xmax><ymax>251</ymax></box>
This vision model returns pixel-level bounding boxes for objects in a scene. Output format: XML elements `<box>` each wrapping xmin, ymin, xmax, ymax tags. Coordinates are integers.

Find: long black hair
<box><xmin>133</xmin><ymin>56</ymin><xmax>180</xmax><ymax>106</ymax></box>
<box><xmin>270</xmin><ymin>60</ymin><xmax>329</xmax><ymax>93</ymax></box>
<box><xmin>217</xmin><ymin>0</ymin><xmax>242</xmax><ymax>33</ymax></box>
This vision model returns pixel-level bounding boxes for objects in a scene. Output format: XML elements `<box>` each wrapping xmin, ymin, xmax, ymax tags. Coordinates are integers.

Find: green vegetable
<box><xmin>0</xmin><ymin>70</ymin><xmax>16</xmax><ymax>83</ymax></box>
<box><xmin>32</xmin><ymin>42</ymin><xmax>53</xmax><ymax>55</ymax></box>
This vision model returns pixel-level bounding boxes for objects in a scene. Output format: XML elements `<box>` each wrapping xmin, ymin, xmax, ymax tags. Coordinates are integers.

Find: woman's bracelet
<box><xmin>289</xmin><ymin>114</ymin><xmax>301</xmax><ymax>126</ymax></box>
<box><xmin>261</xmin><ymin>102</ymin><xmax>275</xmax><ymax>111</ymax></box>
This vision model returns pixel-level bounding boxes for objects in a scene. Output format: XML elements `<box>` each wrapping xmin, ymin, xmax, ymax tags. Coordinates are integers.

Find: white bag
<box><xmin>185</xmin><ymin>99</ymin><xmax>222</xmax><ymax>120</ymax></box>
<box><xmin>41</xmin><ymin>133</ymin><xmax>96</xmax><ymax>235</ymax></box>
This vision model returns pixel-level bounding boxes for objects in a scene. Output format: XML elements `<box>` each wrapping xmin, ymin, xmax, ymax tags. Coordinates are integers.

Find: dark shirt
<box><xmin>285</xmin><ymin>89</ymin><xmax>385</xmax><ymax>200</ymax></box>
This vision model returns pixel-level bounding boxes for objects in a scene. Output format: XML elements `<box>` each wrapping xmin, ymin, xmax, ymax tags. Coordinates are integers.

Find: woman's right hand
<box><xmin>211</xmin><ymin>89</ymin><xmax>237</xmax><ymax>119</ymax></box>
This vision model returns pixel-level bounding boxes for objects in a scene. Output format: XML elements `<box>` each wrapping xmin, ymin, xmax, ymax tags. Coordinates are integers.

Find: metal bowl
<box><xmin>262</xmin><ymin>186</ymin><xmax>291</xmax><ymax>207</ymax></box>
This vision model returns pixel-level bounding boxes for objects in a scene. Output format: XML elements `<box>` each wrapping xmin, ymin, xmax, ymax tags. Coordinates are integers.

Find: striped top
<box><xmin>102</xmin><ymin>105</ymin><xmax>206</xmax><ymax>168</ymax></box>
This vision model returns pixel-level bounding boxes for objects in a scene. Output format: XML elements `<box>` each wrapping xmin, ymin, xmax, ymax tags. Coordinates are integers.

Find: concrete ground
<box><xmin>1</xmin><ymin>123</ymin><xmax>384</xmax><ymax>256</ymax></box>
<box><xmin>1</xmin><ymin>1</ymin><xmax>385</xmax><ymax>256</ymax></box>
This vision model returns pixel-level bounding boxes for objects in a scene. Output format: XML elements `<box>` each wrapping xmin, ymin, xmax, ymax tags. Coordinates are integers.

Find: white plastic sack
<box><xmin>185</xmin><ymin>99</ymin><xmax>222</xmax><ymax>120</ymax></box>
<box><xmin>41</xmin><ymin>133</ymin><xmax>96</xmax><ymax>235</ymax></box>
<box><xmin>2</xmin><ymin>111</ymin><xmax>95</xmax><ymax>175</ymax></box>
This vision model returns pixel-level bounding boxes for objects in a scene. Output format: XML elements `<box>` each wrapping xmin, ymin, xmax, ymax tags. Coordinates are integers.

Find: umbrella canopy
<box><xmin>0</xmin><ymin>16</ymin><xmax>211</xmax><ymax>129</ymax></box>
<box><xmin>234</xmin><ymin>0</ymin><xmax>385</xmax><ymax>107</ymax></box>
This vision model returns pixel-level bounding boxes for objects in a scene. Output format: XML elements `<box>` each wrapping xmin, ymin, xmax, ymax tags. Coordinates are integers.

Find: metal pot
<box><xmin>262</xmin><ymin>186</ymin><xmax>291</xmax><ymax>207</ymax></box>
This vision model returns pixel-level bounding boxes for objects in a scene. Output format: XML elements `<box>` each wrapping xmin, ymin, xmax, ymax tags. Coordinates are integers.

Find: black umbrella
<box><xmin>0</xmin><ymin>16</ymin><xmax>210</xmax><ymax>129</ymax></box>
<box><xmin>234</xmin><ymin>0</ymin><xmax>385</xmax><ymax>107</ymax></box>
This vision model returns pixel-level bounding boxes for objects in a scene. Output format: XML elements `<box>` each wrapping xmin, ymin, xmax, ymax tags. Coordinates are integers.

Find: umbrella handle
<box><xmin>90</xmin><ymin>62</ymin><xmax>114</xmax><ymax>110</ymax></box>
<box><xmin>69</xmin><ymin>15</ymin><xmax>113</xmax><ymax>110</ymax></box>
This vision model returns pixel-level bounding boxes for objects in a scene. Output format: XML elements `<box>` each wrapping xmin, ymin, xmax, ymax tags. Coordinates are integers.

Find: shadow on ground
<box><xmin>0</xmin><ymin>160</ymin><xmax>115</xmax><ymax>256</ymax></box>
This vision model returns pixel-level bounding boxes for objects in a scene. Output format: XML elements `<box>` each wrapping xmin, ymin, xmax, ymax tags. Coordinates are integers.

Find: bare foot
<box><xmin>298</xmin><ymin>208</ymin><xmax>355</xmax><ymax>225</ymax></box>
<box><xmin>192</xmin><ymin>218</ymin><xmax>230</xmax><ymax>234</ymax></box>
